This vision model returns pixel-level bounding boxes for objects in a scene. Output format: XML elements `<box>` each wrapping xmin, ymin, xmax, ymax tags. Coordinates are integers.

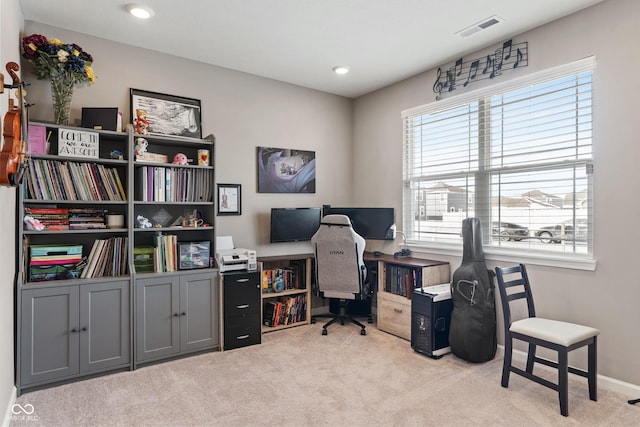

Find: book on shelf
<box><xmin>135</xmin><ymin>165</ymin><xmax>212</xmax><ymax>203</ymax></box>
<box><xmin>263</xmin><ymin>294</ymin><xmax>307</xmax><ymax>327</ymax></box>
<box><xmin>24</xmin><ymin>158</ymin><xmax>126</xmax><ymax>202</ymax></box>
<box><xmin>81</xmin><ymin>236</ymin><xmax>128</xmax><ymax>279</ymax></box>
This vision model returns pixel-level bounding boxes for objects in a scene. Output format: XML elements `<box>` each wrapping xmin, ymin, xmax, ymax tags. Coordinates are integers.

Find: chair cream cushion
<box><xmin>510</xmin><ymin>318</ymin><xmax>600</xmax><ymax>347</ymax></box>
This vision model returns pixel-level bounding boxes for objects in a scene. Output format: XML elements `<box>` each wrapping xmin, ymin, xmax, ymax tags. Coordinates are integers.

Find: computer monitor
<box><xmin>270</xmin><ymin>207</ymin><xmax>322</xmax><ymax>243</ymax></box>
<box><xmin>322</xmin><ymin>206</ymin><xmax>395</xmax><ymax>240</ymax></box>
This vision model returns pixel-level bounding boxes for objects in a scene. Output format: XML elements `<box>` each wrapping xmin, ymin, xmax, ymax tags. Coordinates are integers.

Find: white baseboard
<box><xmin>500</xmin><ymin>345</ymin><xmax>640</xmax><ymax>399</ymax></box>
<box><xmin>1</xmin><ymin>386</ymin><xmax>17</xmax><ymax>427</ymax></box>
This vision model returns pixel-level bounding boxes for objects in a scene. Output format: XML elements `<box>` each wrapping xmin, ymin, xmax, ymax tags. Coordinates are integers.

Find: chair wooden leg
<box><xmin>526</xmin><ymin>343</ymin><xmax>536</xmax><ymax>374</ymax></box>
<box><xmin>502</xmin><ymin>336</ymin><xmax>512</xmax><ymax>388</ymax></box>
<box><xmin>558</xmin><ymin>350</ymin><xmax>569</xmax><ymax>417</ymax></box>
<box><xmin>588</xmin><ymin>337</ymin><xmax>598</xmax><ymax>401</ymax></box>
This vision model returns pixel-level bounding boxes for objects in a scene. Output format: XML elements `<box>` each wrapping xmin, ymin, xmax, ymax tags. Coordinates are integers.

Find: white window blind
<box><xmin>402</xmin><ymin>58</ymin><xmax>594</xmax><ymax>258</ymax></box>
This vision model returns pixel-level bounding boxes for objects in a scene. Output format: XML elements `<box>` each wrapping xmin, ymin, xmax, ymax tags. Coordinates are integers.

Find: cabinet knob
<box><xmin>393</xmin><ymin>308</ymin><xmax>403</xmax><ymax>313</ymax></box>
<box><xmin>236</xmin><ymin>304</ymin><xmax>250</xmax><ymax>310</ymax></box>
<box><xmin>81</xmin><ymin>327</ymin><xmax>88</xmax><ymax>332</ymax></box>
<box><xmin>237</xmin><ymin>334</ymin><xmax>250</xmax><ymax>340</ymax></box>
<box><xmin>70</xmin><ymin>328</ymin><xmax>78</xmax><ymax>333</ymax></box>
<box><xmin>173</xmin><ymin>313</ymin><xmax>180</xmax><ymax>317</ymax></box>
<box><xmin>237</xmin><ymin>278</ymin><xmax>249</xmax><ymax>283</ymax></box>
<box><xmin>181</xmin><ymin>312</ymin><xmax>186</xmax><ymax>316</ymax></box>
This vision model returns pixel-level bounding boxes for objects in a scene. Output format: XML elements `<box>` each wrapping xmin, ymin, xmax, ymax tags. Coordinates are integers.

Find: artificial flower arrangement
<box><xmin>21</xmin><ymin>33</ymin><xmax>95</xmax><ymax>84</ymax></box>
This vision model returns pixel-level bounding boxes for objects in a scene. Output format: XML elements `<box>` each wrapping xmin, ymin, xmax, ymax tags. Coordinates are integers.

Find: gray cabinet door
<box><xmin>79</xmin><ymin>280</ymin><xmax>130</xmax><ymax>373</ymax></box>
<box><xmin>180</xmin><ymin>272</ymin><xmax>219</xmax><ymax>352</ymax></box>
<box><xmin>136</xmin><ymin>276</ymin><xmax>180</xmax><ymax>362</ymax></box>
<box><xmin>21</xmin><ymin>286</ymin><xmax>80</xmax><ymax>385</ymax></box>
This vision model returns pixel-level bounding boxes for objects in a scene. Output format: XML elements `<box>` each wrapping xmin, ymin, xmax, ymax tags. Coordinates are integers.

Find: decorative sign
<box><xmin>58</xmin><ymin>128</ymin><xmax>99</xmax><ymax>158</ymax></box>
<box><xmin>433</xmin><ymin>39</ymin><xmax>528</xmax><ymax>98</ymax></box>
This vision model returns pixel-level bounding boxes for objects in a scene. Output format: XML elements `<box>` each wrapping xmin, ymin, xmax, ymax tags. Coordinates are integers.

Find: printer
<box><xmin>215</xmin><ymin>236</ymin><xmax>257</xmax><ymax>272</ymax></box>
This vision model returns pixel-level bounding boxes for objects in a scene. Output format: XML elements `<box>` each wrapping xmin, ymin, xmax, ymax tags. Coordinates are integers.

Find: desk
<box><xmin>365</xmin><ymin>253</ymin><xmax>450</xmax><ymax>340</ymax></box>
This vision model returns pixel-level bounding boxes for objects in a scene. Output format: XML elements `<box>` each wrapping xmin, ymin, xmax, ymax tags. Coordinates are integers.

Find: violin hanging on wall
<box><xmin>1</xmin><ymin>61</ymin><xmax>29</xmax><ymax>187</ymax></box>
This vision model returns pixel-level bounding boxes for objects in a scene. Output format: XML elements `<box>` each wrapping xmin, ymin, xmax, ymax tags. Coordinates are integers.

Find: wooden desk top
<box><xmin>363</xmin><ymin>252</ymin><xmax>449</xmax><ymax>267</ymax></box>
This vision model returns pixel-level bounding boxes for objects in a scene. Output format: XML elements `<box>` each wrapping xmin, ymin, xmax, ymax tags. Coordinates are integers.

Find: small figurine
<box><xmin>133</xmin><ymin>109</ymin><xmax>150</xmax><ymax>135</ymax></box>
<box><xmin>134</xmin><ymin>138</ymin><xmax>148</xmax><ymax>157</ymax></box>
<box><xmin>110</xmin><ymin>149</ymin><xmax>124</xmax><ymax>160</ymax></box>
<box><xmin>136</xmin><ymin>214</ymin><xmax>152</xmax><ymax>228</ymax></box>
<box><xmin>172</xmin><ymin>153</ymin><xmax>190</xmax><ymax>165</ymax></box>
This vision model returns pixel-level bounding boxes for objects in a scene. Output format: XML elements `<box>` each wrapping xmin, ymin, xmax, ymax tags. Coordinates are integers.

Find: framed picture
<box><xmin>257</xmin><ymin>146</ymin><xmax>316</xmax><ymax>193</ymax></box>
<box><xmin>217</xmin><ymin>184</ymin><xmax>241</xmax><ymax>216</ymax></box>
<box><xmin>130</xmin><ymin>88</ymin><xmax>202</xmax><ymax>138</ymax></box>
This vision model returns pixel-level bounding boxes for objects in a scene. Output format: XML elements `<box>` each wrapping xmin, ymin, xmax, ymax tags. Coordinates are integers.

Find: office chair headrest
<box><xmin>320</xmin><ymin>214</ymin><xmax>352</xmax><ymax>226</ymax></box>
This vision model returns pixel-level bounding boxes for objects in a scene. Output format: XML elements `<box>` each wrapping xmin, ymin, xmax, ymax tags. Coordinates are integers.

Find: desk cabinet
<box><xmin>135</xmin><ymin>271</ymin><xmax>219</xmax><ymax>364</ymax></box>
<box><xmin>373</xmin><ymin>255</ymin><xmax>450</xmax><ymax>341</ymax></box>
<box><xmin>19</xmin><ymin>280</ymin><xmax>130</xmax><ymax>389</ymax></box>
<box><xmin>221</xmin><ymin>271</ymin><xmax>261</xmax><ymax>350</ymax></box>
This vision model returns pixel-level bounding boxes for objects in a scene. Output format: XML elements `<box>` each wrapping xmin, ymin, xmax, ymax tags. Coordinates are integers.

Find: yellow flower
<box><xmin>73</xmin><ymin>49</ymin><xmax>80</xmax><ymax>56</ymax></box>
<box><xmin>49</xmin><ymin>38</ymin><xmax>62</xmax><ymax>46</ymax></box>
<box><xmin>85</xmin><ymin>66</ymin><xmax>95</xmax><ymax>83</ymax></box>
<box><xmin>28</xmin><ymin>42</ymin><xmax>37</xmax><ymax>52</ymax></box>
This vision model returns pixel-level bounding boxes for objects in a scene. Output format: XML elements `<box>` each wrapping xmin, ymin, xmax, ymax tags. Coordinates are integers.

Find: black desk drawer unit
<box><xmin>222</xmin><ymin>271</ymin><xmax>261</xmax><ymax>350</ymax></box>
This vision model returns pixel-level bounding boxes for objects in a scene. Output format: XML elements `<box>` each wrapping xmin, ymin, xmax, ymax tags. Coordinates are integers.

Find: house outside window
<box><xmin>402</xmin><ymin>58</ymin><xmax>594</xmax><ymax>265</ymax></box>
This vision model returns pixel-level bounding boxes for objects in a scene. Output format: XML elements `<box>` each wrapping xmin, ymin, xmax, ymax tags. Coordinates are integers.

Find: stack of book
<box><xmin>81</xmin><ymin>236</ymin><xmax>128</xmax><ymax>278</ymax></box>
<box><xmin>68</xmin><ymin>208</ymin><xmax>108</xmax><ymax>230</ymax></box>
<box><xmin>24</xmin><ymin>207</ymin><xmax>69</xmax><ymax>230</ymax></box>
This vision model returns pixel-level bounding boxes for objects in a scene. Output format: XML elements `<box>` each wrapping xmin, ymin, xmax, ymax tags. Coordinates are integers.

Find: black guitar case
<box><xmin>449</xmin><ymin>217</ymin><xmax>497</xmax><ymax>363</ymax></box>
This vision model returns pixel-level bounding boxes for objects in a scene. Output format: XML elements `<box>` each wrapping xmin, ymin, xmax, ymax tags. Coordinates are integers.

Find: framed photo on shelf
<box><xmin>130</xmin><ymin>88</ymin><xmax>202</xmax><ymax>138</ymax></box>
<box><xmin>217</xmin><ymin>184</ymin><xmax>241</xmax><ymax>216</ymax></box>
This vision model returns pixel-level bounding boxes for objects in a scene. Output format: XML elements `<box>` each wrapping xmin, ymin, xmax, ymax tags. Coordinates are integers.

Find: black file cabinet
<box><xmin>222</xmin><ymin>271</ymin><xmax>261</xmax><ymax>350</ymax></box>
<box><xmin>411</xmin><ymin>285</ymin><xmax>453</xmax><ymax>359</ymax></box>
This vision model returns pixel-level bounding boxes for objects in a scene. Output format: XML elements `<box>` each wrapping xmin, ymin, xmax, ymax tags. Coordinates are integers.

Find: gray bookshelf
<box><xmin>15</xmin><ymin>122</ymin><xmax>219</xmax><ymax>395</ymax></box>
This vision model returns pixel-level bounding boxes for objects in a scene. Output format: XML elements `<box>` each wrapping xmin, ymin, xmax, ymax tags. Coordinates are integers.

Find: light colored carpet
<box><xmin>10</xmin><ymin>324</ymin><xmax>639</xmax><ymax>427</ymax></box>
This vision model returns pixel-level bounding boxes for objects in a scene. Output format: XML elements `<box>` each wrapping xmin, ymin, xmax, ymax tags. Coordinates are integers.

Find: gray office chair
<box><xmin>495</xmin><ymin>264</ymin><xmax>599</xmax><ymax>417</ymax></box>
<box><xmin>310</xmin><ymin>214</ymin><xmax>367</xmax><ymax>335</ymax></box>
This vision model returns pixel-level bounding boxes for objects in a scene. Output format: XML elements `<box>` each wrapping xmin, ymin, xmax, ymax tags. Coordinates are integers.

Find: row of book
<box><xmin>153</xmin><ymin>234</ymin><xmax>178</xmax><ymax>272</ymax></box>
<box><xmin>82</xmin><ymin>236</ymin><xmax>128</xmax><ymax>278</ymax></box>
<box><xmin>260</xmin><ymin>260</ymin><xmax>307</xmax><ymax>293</ymax></box>
<box><xmin>384</xmin><ymin>265</ymin><xmax>423</xmax><ymax>298</ymax></box>
<box><xmin>24</xmin><ymin>158</ymin><xmax>126</xmax><ymax>202</ymax></box>
<box><xmin>135</xmin><ymin>166</ymin><xmax>212</xmax><ymax>203</ymax></box>
<box><xmin>263</xmin><ymin>294</ymin><xmax>307</xmax><ymax>327</ymax></box>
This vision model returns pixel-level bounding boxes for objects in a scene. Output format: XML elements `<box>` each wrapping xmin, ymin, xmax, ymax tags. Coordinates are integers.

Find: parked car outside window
<box><xmin>492</xmin><ymin>222</ymin><xmax>529</xmax><ymax>241</ymax></box>
<box><xmin>536</xmin><ymin>219</ymin><xmax>587</xmax><ymax>244</ymax></box>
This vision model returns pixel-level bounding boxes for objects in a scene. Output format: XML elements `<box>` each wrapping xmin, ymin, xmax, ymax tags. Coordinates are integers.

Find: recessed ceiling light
<box><xmin>332</xmin><ymin>66</ymin><xmax>350</xmax><ymax>75</ymax></box>
<box><xmin>126</xmin><ymin>4</ymin><xmax>155</xmax><ymax>19</ymax></box>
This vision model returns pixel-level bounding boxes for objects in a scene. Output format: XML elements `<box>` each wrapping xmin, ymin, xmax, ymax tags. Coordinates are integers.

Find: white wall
<box><xmin>0</xmin><ymin>0</ymin><xmax>23</xmax><ymax>423</ymax></box>
<box><xmin>353</xmin><ymin>0</ymin><xmax>640</xmax><ymax>386</ymax></box>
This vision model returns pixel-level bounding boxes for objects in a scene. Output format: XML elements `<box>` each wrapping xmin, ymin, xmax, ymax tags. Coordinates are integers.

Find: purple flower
<box><xmin>21</xmin><ymin>34</ymin><xmax>48</xmax><ymax>59</ymax></box>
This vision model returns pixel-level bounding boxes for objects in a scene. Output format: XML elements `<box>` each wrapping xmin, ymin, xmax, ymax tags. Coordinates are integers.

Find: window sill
<box><xmin>407</xmin><ymin>242</ymin><xmax>597</xmax><ymax>271</ymax></box>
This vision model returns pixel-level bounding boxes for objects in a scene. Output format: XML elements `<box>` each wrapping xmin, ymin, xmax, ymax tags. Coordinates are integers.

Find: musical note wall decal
<box><xmin>432</xmin><ymin>39</ymin><xmax>528</xmax><ymax>99</ymax></box>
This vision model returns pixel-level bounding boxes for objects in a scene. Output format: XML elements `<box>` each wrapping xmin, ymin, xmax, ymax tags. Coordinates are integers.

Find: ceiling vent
<box><xmin>456</xmin><ymin>15</ymin><xmax>503</xmax><ymax>38</ymax></box>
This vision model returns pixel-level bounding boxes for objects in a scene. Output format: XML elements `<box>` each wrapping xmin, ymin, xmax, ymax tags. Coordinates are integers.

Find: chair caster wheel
<box><xmin>361</xmin><ymin>329</ymin><xmax>366</xmax><ymax>335</ymax></box>
<box><xmin>311</xmin><ymin>318</ymin><xmax>316</xmax><ymax>324</ymax></box>
<box><xmin>322</xmin><ymin>329</ymin><xmax>328</xmax><ymax>335</ymax></box>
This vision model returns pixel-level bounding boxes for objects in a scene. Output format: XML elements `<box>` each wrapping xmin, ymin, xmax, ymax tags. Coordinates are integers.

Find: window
<box><xmin>402</xmin><ymin>58</ymin><xmax>594</xmax><ymax>263</ymax></box>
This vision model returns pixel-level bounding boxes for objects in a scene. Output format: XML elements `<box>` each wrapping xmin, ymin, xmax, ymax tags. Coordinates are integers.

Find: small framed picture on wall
<box><xmin>217</xmin><ymin>184</ymin><xmax>241</xmax><ymax>216</ymax></box>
